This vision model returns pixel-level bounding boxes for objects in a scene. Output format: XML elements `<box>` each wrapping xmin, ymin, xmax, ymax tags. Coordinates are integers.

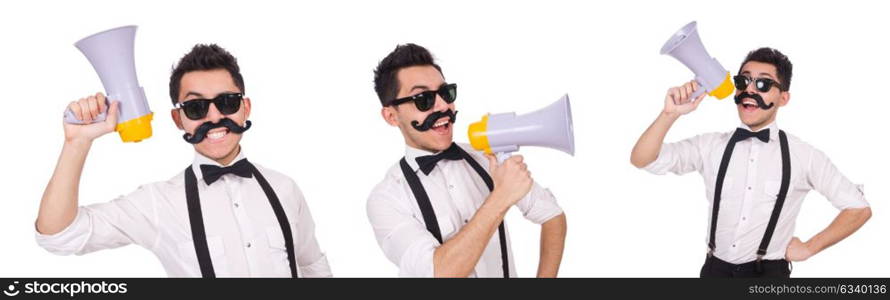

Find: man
<box><xmin>366</xmin><ymin>43</ymin><xmax>567</xmax><ymax>277</ymax></box>
<box><xmin>631</xmin><ymin>47</ymin><xmax>871</xmax><ymax>278</ymax></box>
<box><xmin>36</xmin><ymin>44</ymin><xmax>331</xmax><ymax>277</ymax></box>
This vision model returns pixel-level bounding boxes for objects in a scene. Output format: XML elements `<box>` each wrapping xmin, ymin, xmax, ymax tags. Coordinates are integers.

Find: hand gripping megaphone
<box><xmin>467</xmin><ymin>94</ymin><xmax>574</xmax><ymax>162</ymax></box>
<box><xmin>660</xmin><ymin>21</ymin><xmax>735</xmax><ymax>100</ymax></box>
<box><xmin>63</xmin><ymin>25</ymin><xmax>153</xmax><ymax>142</ymax></box>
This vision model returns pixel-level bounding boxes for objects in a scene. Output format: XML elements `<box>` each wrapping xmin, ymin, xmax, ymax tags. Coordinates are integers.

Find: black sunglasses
<box><xmin>389</xmin><ymin>83</ymin><xmax>457</xmax><ymax>112</ymax></box>
<box><xmin>733</xmin><ymin>75</ymin><xmax>784</xmax><ymax>93</ymax></box>
<box><xmin>176</xmin><ymin>93</ymin><xmax>243</xmax><ymax>120</ymax></box>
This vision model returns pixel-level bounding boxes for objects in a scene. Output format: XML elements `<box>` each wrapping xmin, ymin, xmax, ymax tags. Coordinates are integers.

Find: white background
<box><xmin>0</xmin><ymin>0</ymin><xmax>886</xmax><ymax>277</ymax></box>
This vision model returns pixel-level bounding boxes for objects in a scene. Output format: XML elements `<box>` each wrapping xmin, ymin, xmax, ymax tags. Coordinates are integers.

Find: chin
<box><xmin>740</xmin><ymin>116</ymin><xmax>769</xmax><ymax>129</ymax></box>
<box><xmin>433</xmin><ymin>136</ymin><xmax>454</xmax><ymax>150</ymax></box>
<box><xmin>195</xmin><ymin>138</ymin><xmax>241</xmax><ymax>161</ymax></box>
<box><xmin>737</xmin><ymin>111</ymin><xmax>761</xmax><ymax>127</ymax></box>
<box><xmin>418</xmin><ymin>139</ymin><xmax>453</xmax><ymax>153</ymax></box>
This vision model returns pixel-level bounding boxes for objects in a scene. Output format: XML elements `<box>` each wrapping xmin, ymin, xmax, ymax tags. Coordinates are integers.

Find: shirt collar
<box><xmin>739</xmin><ymin>121</ymin><xmax>780</xmax><ymax>142</ymax></box>
<box><xmin>191</xmin><ymin>148</ymin><xmax>247</xmax><ymax>180</ymax></box>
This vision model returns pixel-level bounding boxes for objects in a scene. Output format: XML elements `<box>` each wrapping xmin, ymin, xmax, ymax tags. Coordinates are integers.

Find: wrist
<box><xmin>63</xmin><ymin>138</ymin><xmax>93</xmax><ymax>151</ymax></box>
<box><xmin>660</xmin><ymin>109</ymin><xmax>681</xmax><ymax>120</ymax></box>
<box><xmin>802</xmin><ymin>239</ymin><xmax>820</xmax><ymax>256</ymax></box>
<box><xmin>485</xmin><ymin>190</ymin><xmax>512</xmax><ymax>215</ymax></box>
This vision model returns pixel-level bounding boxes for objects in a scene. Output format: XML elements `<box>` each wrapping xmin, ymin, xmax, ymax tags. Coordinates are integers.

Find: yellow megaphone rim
<box><xmin>468</xmin><ymin>114</ymin><xmax>492</xmax><ymax>154</ymax></box>
<box><xmin>708</xmin><ymin>72</ymin><xmax>735</xmax><ymax>99</ymax></box>
<box><xmin>115</xmin><ymin>112</ymin><xmax>153</xmax><ymax>143</ymax></box>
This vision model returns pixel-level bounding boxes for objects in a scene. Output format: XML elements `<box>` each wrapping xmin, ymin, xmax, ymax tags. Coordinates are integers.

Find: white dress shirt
<box><xmin>367</xmin><ymin>143</ymin><xmax>563</xmax><ymax>277</ymax></box>
<box><xmin>643</xmin><ymin>122</ymin><xmax>869</xmax><ymax>264</ymax></box>
<box><xmin>35</xmin><ymin>150</ymin><xmax>331</xmax><ymax>277</ymax></box>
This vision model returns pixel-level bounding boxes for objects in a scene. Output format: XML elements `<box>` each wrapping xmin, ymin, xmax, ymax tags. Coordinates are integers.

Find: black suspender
<box><xmin>184</xmin><ymin>161</ymin><xmax>299</xmax><ymax>278</ymax></box>
<box><xmin>247</xmin><ymin>163</ymin><xmax>299</xmax><ymax>278</ymax></box>
<box><xmin>709</xmin><ymin>130</ymin><xmax>791</xmax><ymax>271</ymax></box>
<box><xmin>758</xmin><ymin>131</ymin><xmax>791</xmax><ymax>261</ymax></box>
<box><xmin>399</xmin><ymin>147</ymin><xmax>510</xmax><ymax>278</ymax></box>
<box><xmin>710</xmin><ymin>130</ymin><xmax>742</xmax><ymax>253</ymax></box>
<box><xmin>459</xmin><ymin>149</ymin><xmax>510</xmax><ymax>278</ymax></box>
<box><xmin>185</xmin><ymin>166</ymin><xmax>215</xmax><ymax>277</ymax></box>
<box><xmin>400</xmin><ymin>159</ymin><xmax>443</xmax><ymax>244</ymax></box>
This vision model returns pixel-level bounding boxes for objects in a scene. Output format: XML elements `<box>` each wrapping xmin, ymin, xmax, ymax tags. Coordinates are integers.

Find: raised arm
<box><xmin>37</xmin><ymin>93</ymin><xmax>119</xmax><ymax>234</ymax></box>
<box><xmin>631</xmin><ymin>81</ymin><xmax>705</xmax><ymax>168</ymax></box>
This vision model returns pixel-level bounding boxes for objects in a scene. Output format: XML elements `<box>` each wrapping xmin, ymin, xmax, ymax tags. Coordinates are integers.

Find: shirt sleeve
<box><xmin>642</xmin><ymin>134</ymin><xmax>708</xmax><ymax>175</ymax></box>
<box><xmin>34</xmin><ymin>185</ymin><xmax>159</xmax><ymax>256</ymax></box>
<box><xmin>289</xmin><ymin>179</ymin><xmax>333</xmax><ymax>278</ymax></box>
<box><xmin>806</xmin><ymin>148</ymin><xmax>869</xmax><ymax>210</ymax></box>
<box><xmin>367</xmin><ymin>177</ymin><xmax>440</xmax><ymax>277</ymax></box>
<box><xmin>516</xmin><ymin>182</ymin><xmax>564</xmax><ymax>224</ymax></box>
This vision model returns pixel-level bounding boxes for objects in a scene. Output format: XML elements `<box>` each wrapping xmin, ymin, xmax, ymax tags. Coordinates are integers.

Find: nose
<box><xmin>744</xmin><ymin>80</ymin><xmax>759</xmax><ymax>94</ymax></box>
<box><xmin>431</xmin><ymin>93</ymin><xmax>451</xmax><ymax>112</ymax></box>
<box><xmin>204</xmin><ymin>103</ymin><xmax>224</xmax><ymax>123</ymax></box>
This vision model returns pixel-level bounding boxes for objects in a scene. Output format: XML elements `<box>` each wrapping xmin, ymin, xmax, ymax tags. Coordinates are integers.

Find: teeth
<box><xmin>744</xmin><ymin>100</ymin><xmax>757</xmax><ymax>105</ymax></box>
<box><xmin>434</xmin><ymin>121</ymin><xmax>448</xmax><ymax>128</ymax></box>
<box><xmin>208</xmin><ymin>131</ymin><xmax>226</xmax><ymax>139</ymax></box>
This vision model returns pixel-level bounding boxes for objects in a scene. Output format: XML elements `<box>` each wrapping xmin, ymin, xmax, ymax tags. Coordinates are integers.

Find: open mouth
<box><xmin>431</xmin><ymin>118</ymin><xmax>451</xmax><ymax>133</ymax></box>
<box><xmin>207</xmin><ymin>128</ymin><xmax>229</xmax><ymax>140</ymax></box>
<box><xmin>740</xmin><ymin>99</ymin><xmax>759</xmax><ymax>112</ymax></box>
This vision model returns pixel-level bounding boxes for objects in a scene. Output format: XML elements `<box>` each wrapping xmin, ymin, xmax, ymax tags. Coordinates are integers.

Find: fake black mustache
<box><xmin>183</xmin><ymin>118</ymin><xmax>252</xmax><ymax>144</ymax></box>
<box><xmin>734</xmin><ymin>92</ymin><xmax>775</xmax><ymax>110</ymax></box>
<box><xmin>411</xmin><ymin>109</ymin><xmax>457</xmax><ymax>132</ymax></box>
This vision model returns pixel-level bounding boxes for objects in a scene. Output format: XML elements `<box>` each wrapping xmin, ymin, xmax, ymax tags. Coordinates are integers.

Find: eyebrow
<box><xmin>741</xmin><ymin>71</ymin><xmax>777</xmax><ymax>79</ymax></box>
<box><xmin>409</xmin><ymin>85</ymin><xmax>431</xmax><ymax>93</ymax></box>
<box><xmin>742</xmin><ymin>71</ymin><xmax>776</xmax><ymax>80</ymax></box>
<box><xmin>184</xmin><ymin>91</ymin><xmax>206</xmax><ymax>99</ymax></box>
<box><xmin>183</xmin><ymin>91</ymin><xmax>240</xmax><ymax>100</ymax></box>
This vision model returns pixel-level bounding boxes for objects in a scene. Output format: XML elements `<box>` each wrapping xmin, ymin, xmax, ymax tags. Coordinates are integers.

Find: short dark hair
<box><xmin>169</xmin><ymin>44</ymin><xmax>245</xmax><ymax>105</ymax></box>
<box><xmin>373</xmin><ymin>43</ymin><xmax>443</xmax><ymax>106</ymax></box>
<box><xmin>738</xmin><ymin>47</ymin><xmax>792</xmax><ymax>91</ymax></box>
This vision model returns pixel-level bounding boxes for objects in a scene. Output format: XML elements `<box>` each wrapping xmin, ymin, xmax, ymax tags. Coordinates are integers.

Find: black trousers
<box><xmin>700</xmin><ymin>255</ymin><xmax>791</xmax><ymax>278</ymax></box>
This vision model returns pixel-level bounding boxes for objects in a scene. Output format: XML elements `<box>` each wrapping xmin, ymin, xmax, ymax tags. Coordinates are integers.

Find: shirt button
<box><xmin>749</xmin><ymin>158</ymin><xmax>755</xmax><ymax>162</ymax></box>
<box><xmin>732</xmin><ymin>244</ymin><xmax>736</xmax><ymax>248</ymax></box>
<box><xmin>448</xmin><ymin>184</ymin><xmax>454</xmax><ymax>189</ymax></box>
<box><xmin>747</xmin><ymin>186</ymin><xmax>752</xmax><ymax>190</ymax></box>
<box><xmin>742</xmin><ymin>217</ymin><xmax>747</xmax><ymax>221</ymax></box>
<box><xmin>246</xmin><ymin>242</ymin><xmax>252</xmax><ymax>248</ymax></box>
<box><xmin>234</xmin><ymin>203</ymin><xmax>240</xmax><ymax>208</ymax></box>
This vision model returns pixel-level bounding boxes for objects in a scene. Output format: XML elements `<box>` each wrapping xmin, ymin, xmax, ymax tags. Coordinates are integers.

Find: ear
<box><xmin>381</xmin><ymin>106</ymin><xmax>399</xmax><ymax>127</ymax></box>
<box><xmin>779</xmin><ymin>91</ymin><xmax>790</xmax><ymax>107</ymax></box>
<box><xmin>242</xmin><ymin>97</ymin><xmax>252</xmax><ymax>120</ymax></box>
<box><xmin>171</xmin><ymin>108</ymin><xmax>184</xmax><ymax>130</ymax></box>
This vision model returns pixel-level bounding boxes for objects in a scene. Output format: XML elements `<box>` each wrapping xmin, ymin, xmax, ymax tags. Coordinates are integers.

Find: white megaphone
<box><xmin>64</xmin><ymin>25</ymin><xmax>153</xmax><ymax>142</ymax></box>
<box><xmin>467</xmin><ymin>94</ymin><xmax>574</xmax><ymax>162</ymax></box>
<box><xmin>660</xmin><ymin>21</ymin><xmax>735</xmax><ymax>100</ymax></box>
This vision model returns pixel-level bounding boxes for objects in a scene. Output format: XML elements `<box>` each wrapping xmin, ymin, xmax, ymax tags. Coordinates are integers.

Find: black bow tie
<box><xmin>200</xmin><ymin>159</ymin><xmax>254</xmax><ymax>185</ymax></box>
<box><xmin>733</xmin><ymin>128</ymin><xmax>770</xmax><ymax>143</ymax></box>
<box><xmin>415</xmin><ymin>143</ymin><xmax>464</xmax><ymax>175</ymax></box>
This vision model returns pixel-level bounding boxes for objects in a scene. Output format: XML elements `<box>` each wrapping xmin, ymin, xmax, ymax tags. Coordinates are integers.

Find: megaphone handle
<box><xmin>691</xmin><ymin>85</ymin><xmax>707</xmax><ymax>99</ymax></box>
<box><xmin>496</xmin><ymin>152</ymin><xmax>512</xmax><ymax>163</ymax></box>
<box><xmin>63</xmin><ymin>99</ymin><xmax>109</xmax><ymax>124</ymax></box>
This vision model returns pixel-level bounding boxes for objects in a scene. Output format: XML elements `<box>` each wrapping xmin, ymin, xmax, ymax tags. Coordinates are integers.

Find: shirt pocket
<box><xmin>758</xmin><ymin>179</ymin><xmax>784</xmax><ymax>214</ymax></box>
<box><xmin>178</xmin><ymin>235</ymin><xmax>227</xmax><ymax>276</ymax></box>
<box><xmin>266</xmin><ymin>226</ymin><xmax>297</xmax><ymax>276</ymax></box>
